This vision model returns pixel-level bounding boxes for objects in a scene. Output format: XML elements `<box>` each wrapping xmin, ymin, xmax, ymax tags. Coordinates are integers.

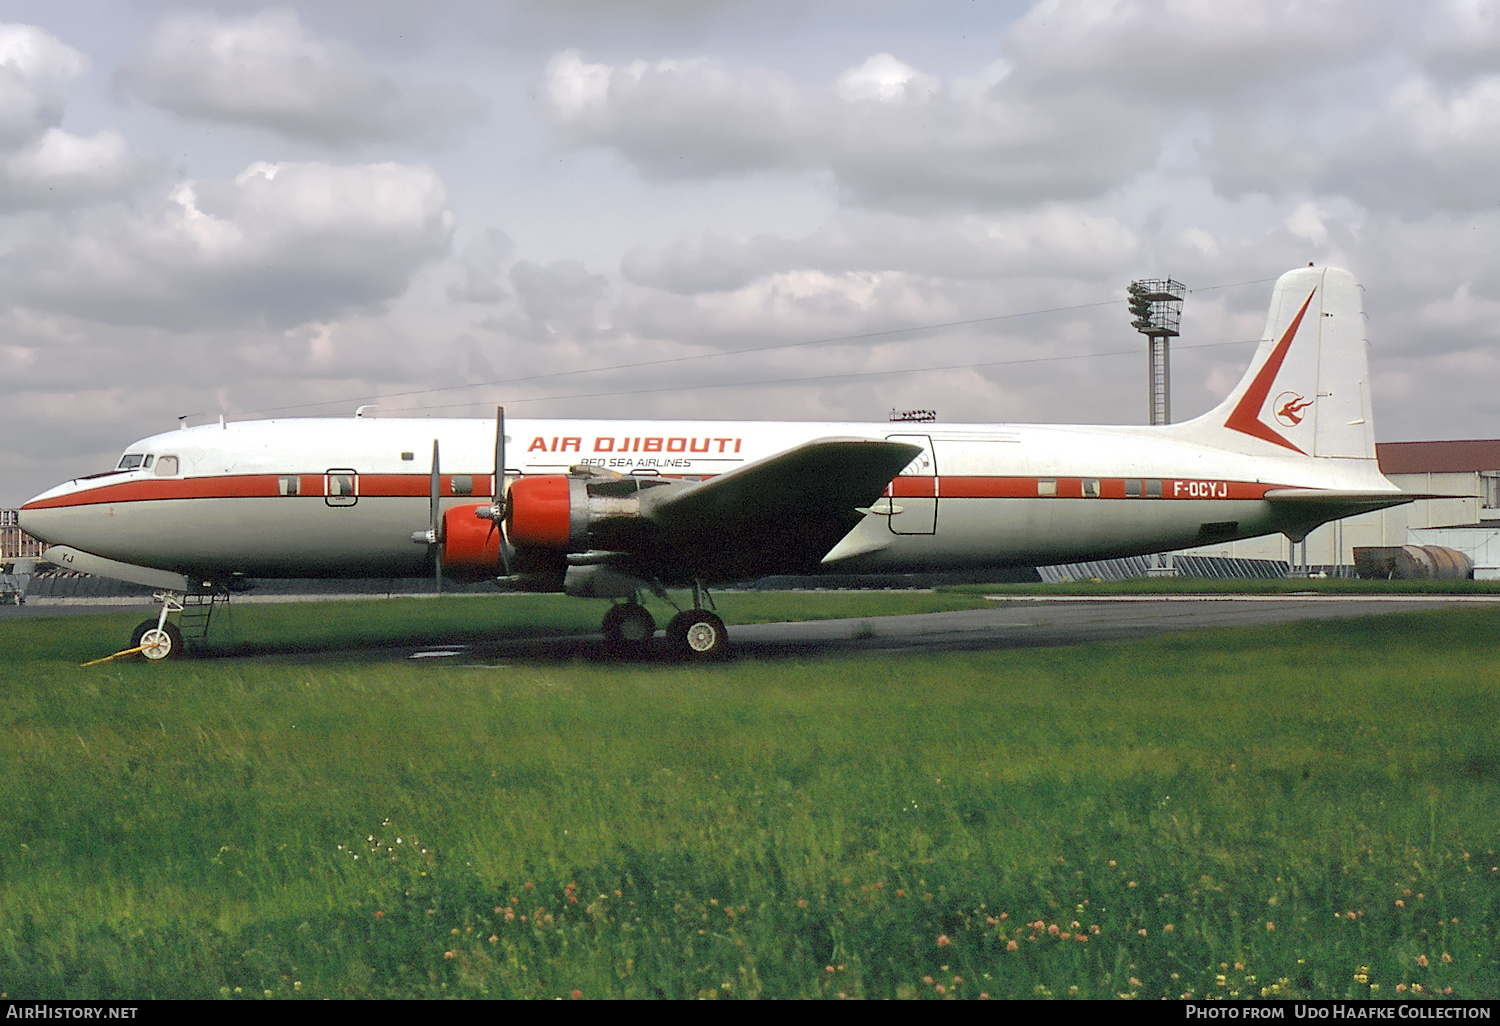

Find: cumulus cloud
<box><xmin>834</xmin><ymin>53</ymin><xmax>940</xmax><ymax>103</ymax></box>
<box><xmin>607</xmin><ymin>206</ymin><xmax>1144</xmax><ymax>380</ymax></box>
<box><xmin>509</xmin><ymin>258</ymin><xmax>612</xmax><ymax>337</ymax></box>
<box><xmin>447</xmin><ymin>228</ymin><xmax>516</xmax><ymax>305</ymax></box>
<box><xmin>0</xmin><ymin>23</ymin><xmax>166</xmax><ymax>210</ymax></box>
<box><xmin>0</xmin><ymin>127</ymin><xmax>165</xmax><ymax>208</ymax></box>
<box><xmin>1324</xmin><ymin>75</ymin><xmax>1500</xmax><ymax>215</ymax></box>
<box><xmin>116</xmin><ymin>8</ymin><xmax>485</xmax><ymax>146</ymax></box>
<box><xmin>1004</xmin><ymin>0</ymin><xmax>1399</xmax><ymax>97</ymax></box>
<box><xmin>545</xmin><ymin>49</ymin><xmax>811</xmax><ymax>178</ymax></box>
<box><xmin>544</xmin><ymin>47</ymin><xmax>1160</xmax><ymax>210</ymax></box>
<box><xmin>0</xmin><ymin>23</ymin><xmax>86</xmax><ymax>147</ymax></box>
<box><xmin>1415</xmin><ymin>0</ymin><xmax>1500</xmax><ymax>81</ymax></box>
<box><xmin>1204</xmin><ymin>67</ymin><xmax>1500</xmax><ymax>217</ymax></box>
<box><xmin>621</xmin><ymin>208</ymin><xmax>1138</xmax><ymax>295</ymax></box>
<box><xmin>4</xmin><ymin>160</ymin><xmax>455</xmax><ymax>329</ymax></box>
<box><xmin>538</xmin><ymin>2</ymin><xmax>1498</xmax><ymax>221</ymax></box>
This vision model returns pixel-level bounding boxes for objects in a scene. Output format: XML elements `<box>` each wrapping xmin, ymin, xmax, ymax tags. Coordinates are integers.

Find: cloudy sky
<box><xmin>3</xmin><ymin>0</ymin><xmax>1498</xmax><ymax>505</ymax></box>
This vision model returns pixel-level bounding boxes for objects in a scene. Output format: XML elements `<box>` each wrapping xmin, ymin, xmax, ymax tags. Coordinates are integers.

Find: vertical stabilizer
<box><xmin>1187</xmin><ymin>266</ymin><xmax>1375</xmax><ymax>460</ymax></box>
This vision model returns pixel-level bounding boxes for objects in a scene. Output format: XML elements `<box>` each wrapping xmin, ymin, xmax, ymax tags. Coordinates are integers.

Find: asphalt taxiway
<box><xmin>406</xmin><ymin>593</ymin><xmax>1497</xmax><ymax>663</ymax></box>
<box><xmin>8</xmin><ymin>593</ymin><xmax>1494</xmax><ymax>663</ymax></box>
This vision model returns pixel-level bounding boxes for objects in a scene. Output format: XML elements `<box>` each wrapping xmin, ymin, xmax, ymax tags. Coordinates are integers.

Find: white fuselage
<box><xmin>18</xmin><ymin>415</ymin><xmax>1393</xmax><ymax>582</ymax></box>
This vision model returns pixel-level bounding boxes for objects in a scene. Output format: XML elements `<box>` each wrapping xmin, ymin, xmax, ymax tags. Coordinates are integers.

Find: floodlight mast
<box><xmin>1127</xmin><ymin>278</ymin><xmax>1186</xmax><ymax>425</ymax></box>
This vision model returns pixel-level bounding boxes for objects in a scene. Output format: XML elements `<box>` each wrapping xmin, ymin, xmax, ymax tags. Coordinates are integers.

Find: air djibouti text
<box><xmin>528</xmin><ymin>436</ymin><xmax>744</xmax><ymax>455</ymax></box>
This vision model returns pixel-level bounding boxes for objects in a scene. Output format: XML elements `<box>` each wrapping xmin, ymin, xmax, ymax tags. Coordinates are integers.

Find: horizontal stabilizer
<box><xmin>1262</xmin><ymin>488</ymin><xmax>1420</xmax><ymax>514</ymax></box>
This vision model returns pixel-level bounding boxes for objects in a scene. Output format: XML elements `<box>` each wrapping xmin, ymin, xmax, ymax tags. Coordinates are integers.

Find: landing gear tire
<box><xmin>602</xmin><ymin>603</ymin><xmax>656</xmax><ymax>655</ymax></box>
<box><xmin>131</xmin><ymin>619</ymin><xmax>185</xmax><ymax>661</ymax></box>
<box><xmin>667</xmin><ymin>610</ymin><xmax>727</xmax><ymax>661</ymax></box>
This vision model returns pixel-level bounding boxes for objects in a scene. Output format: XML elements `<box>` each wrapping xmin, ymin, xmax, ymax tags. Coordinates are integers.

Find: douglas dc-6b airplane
<box><xmin>20</xmin><ymin>266</ymin><xmax>1414</xmax><ymax>660</ymax></box>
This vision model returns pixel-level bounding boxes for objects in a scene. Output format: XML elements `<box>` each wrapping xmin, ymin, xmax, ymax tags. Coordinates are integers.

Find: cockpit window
<box><xmin>155</xmin><ymin>455</ymin><xmax>179</xmax><ymax>476</ymax></box>
<box><xmin>117</xmin><ymin>454</ymin><xmax>146</xmax><ymax>471</ymax></box>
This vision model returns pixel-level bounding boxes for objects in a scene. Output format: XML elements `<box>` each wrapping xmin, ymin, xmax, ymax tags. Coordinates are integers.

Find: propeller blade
<box><xmin>495</xmin><ymin>406</ymin><xmax>512</xmax><ymax>575</ymax></box>
<box><xmin>430</xmin><ymin>439</ymin><xmax>442</xmax><ymax>594</ymax></box>
<box><xmin>473</xmin><ymin>408</ymin><xmax>516</xmax><ymax>578</ymax></box>
<box><xmin>501</xmin><ymin>408</ymin><xmax>513</xmax><ymax>507</ymax></box>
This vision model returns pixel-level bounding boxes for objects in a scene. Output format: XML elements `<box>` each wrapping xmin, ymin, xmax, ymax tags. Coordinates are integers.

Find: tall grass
<box><xmin>0</xmin><ymin>599</ymin><xmax>1495</xmax><ymax>998</ymax></box>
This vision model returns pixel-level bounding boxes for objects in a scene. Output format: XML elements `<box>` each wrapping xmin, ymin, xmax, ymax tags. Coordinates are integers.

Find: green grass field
<box><xmin>1</xmin><ymin>593</ymin><xmax>1496</xmax><ymax>999</ymax></box>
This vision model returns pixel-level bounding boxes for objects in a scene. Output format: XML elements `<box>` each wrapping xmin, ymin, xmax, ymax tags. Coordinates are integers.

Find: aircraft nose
<box><xmin>17</xmin><ymin>483</ymin><xmax>84</xmax><ymax>548</ymax></box>
<box><xmin>16</xmin><ymin>500</ymin><xmax>57</xmax><ymax>546</ymax></box>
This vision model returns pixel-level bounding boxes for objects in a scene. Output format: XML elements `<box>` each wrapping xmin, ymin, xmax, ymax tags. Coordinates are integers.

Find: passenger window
<box><xmin>1125</xmin><ymin>479</ymin><xmax>1143</xmax><ymax>497</ymax></box>
<box><xmin>1146</xmin><ymin>479</ymin><xmax>1163</xmax><ymax>498</ymax></box>
<box><xmin>1037</xmin><ymin>479</ymin><xmax>1057</xmax><ymax>496</ymax></box>
<box><xmin>1082</xmin><ymin>479</ymin><xmax>1101</xmax><ymax>498</ymax></box>
<box><xmin>279</xmin><ymin>476</ymin><xmax>300</xmax><ymax>496</ymax></box>
<box><xmin>155</xmin><ymin>455</ymin><xmax>179</xmax><ymax>476</ymax></box>
<box><xmin>451</xmin><ymin>475</ymin><xmax>473</xmax><ymax>496</ymax></box>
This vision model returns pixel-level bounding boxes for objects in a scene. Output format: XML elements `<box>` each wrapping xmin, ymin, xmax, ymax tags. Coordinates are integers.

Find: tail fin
<box><xmin>1185</xmin><ymin>266</ymin><xmax>1375</xmax><ymax>460</ymax></box>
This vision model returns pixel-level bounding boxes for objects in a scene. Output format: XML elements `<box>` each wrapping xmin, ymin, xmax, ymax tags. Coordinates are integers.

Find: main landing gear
<box><xmin>599</xmin><ymin>581</ymin><xmax>728</xmax><ymax>661</ymax></box>
<box><xmin>665</xmin><ymin>609</ymin><xmax>727</xmax><ymax>660</ymax></box>
<box><xmin>601</xmin><ymin>601</ymin><xmax>656</xmax><ymax>654</ymax></box>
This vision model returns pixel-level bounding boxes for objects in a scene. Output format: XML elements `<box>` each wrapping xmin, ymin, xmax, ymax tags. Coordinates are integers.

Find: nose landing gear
<box><xmin>131</xmin><ymin>618</ymin><xmax>185</xmax><ymax>660</ymax></box>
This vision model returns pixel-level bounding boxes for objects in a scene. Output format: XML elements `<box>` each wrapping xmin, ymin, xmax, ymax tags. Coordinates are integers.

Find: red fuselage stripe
<box><xmin>26</xmin><ymin>473</ymin><xmax>1285</xmax><ymax>509</ymax></box>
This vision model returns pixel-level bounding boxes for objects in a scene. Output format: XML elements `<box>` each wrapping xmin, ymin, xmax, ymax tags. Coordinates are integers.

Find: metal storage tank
<box><xmin>1353</xmin><ymin>545</ymin><xmax>1474</xmax><ymax>580</ymax></box>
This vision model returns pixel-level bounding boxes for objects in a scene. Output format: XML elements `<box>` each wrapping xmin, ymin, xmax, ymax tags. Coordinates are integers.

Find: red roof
<box><xmin>1376</xmin><ymin>440</ymin><xmax>1500</xmax><ymax>475</ymax></box>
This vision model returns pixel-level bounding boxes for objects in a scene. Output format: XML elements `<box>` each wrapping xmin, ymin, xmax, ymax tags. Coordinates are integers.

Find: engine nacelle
<box><xmin>440</xmin><ymin>502</ymin><xmax>500</xmax><ymax>582</ymax></box>
<box><xmin>507</xmin><ymin>470</ymin><xmax>661</xmax><ymax>553</ymax></box>
<box><xmin>440</xmin><ymin>502</ymin><xmax>566</xmax><ymax>588</ymax></box>
<box><xmin>438</xmin><ymin>469</ymin><xmax>661</xmax><ymax>585</ymax></box>
<box><xmin>507</xmin><ymin>475</ymin><xmax>584</xmax><ymax>551</ymax></box>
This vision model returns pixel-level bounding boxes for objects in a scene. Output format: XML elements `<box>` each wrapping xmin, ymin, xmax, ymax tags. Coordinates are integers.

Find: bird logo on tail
<box><xmin>1223</xmin><ymin>290</ymin><xmax>1317</xmax><ymax>454</ymax></box>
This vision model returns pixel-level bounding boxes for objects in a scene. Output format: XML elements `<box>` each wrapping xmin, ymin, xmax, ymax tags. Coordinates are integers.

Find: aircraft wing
<box><xmin>627</xmin><ymin>437</ymin><xmax>923</xmax><ymax>581</ymax></box>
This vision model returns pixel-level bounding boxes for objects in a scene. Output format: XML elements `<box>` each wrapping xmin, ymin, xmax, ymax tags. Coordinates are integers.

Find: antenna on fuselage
<box><xmin>355</xmin><ymin>405</ymin><xmax>377</xmax><ymax>418</ymax></box>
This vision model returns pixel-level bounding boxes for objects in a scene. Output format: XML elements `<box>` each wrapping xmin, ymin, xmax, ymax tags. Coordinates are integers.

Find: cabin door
<box><xmin>884</xmin><ymin>434</ymin><xmax>937</xmax><ymax>535</ymax></box>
